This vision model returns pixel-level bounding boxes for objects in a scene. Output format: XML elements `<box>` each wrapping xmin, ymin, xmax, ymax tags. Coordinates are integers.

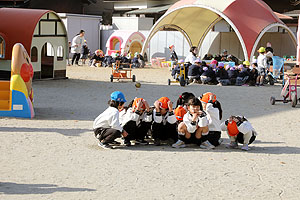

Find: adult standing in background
<box><xmin>71</xmin><ymin>30</ymin><xmax>85</xmax><ymax>66</ymax></box>
<box><xmin>185</xmin><ymin>46</ymin><xmax>198</xmax><ymax>65</ymax></box>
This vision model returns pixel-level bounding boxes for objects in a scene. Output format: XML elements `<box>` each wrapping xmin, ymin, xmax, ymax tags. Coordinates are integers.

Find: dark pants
<box><xmin>236</xmin><ymin>132</ymin><xmax>256</xmax><ymax>144</ymax></box>
<box><xmin>123</xmin><ymin>120</ymin><xmax>151</xmax><ymax>141</ymax></box>
<box><xmin>201</xmin><ymin>131</ymin><xmax>221</xmax><ymax>146</ymax></box>
<box><xmin>151</xmin><ymin>122</ymin><xmax>177</xmax><ymax>141</ymax></box>
<box><xmin>94</xmin><ymin>128</ymin><xmax>121</xmax><ymax>144</ymax></box>
<box><xmin>72</xmin><ymin>53</ymin><xmax>81</xmax><ymax>65</ymax></box>
<box><xmin>178</xmin><ymin>133</ymin><xmax>201</xmax><ymax>145</ymax></box>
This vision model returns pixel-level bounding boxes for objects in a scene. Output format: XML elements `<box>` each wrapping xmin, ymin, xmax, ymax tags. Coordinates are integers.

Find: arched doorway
<box><xmin>129</xmin><ymin>41</ymin><xmax>142</xmax><ymax>54</ymax></box>
<box><xmin>41</xmin><ymin>42</ymin><xmax>54</xmax><ymax>79</ymax></box>
<box><xmin>111</xmin><ymin>37</ymin><xmax>121</xmax><ymax>50</ymax></box>
<box><xmin>31</xmin><ymin>46</ymin><xmax>38</xmax><ymax>62</ymax></box>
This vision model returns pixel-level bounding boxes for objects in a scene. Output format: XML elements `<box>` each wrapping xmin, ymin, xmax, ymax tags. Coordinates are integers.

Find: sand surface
<box><xmin>1</xmin><ymin>65</ymin><xmax>300</xmax><ymax>199</ymax></box>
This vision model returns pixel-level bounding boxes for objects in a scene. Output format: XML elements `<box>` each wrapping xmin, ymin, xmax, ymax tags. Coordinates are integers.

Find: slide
<box><xmin>0</xmin><ymin>43</ymin><xmax>34</xmax><ymax>118</ymax></box>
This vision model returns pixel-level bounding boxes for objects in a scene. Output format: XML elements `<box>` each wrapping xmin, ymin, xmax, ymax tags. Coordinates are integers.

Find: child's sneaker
<box><xmin>98</xmin><ymin>142</ymin><xmax>113</xmax><ymax>149</ymax></box>
<box><xmin>226</xmin><ymin>141</ymin><xmax>238</xmax><ymax>149</ymax></box>
<box><xmin>109</xmin><ymin>141</ymin><xmax>121</xmax><ymax>145</ymax></box>
<box><xmin>135</xmin><ymin>139</ymin><xmax>149</xmax><ymax>145</ymax></box>
<box><xmin>172</xmin><ymin>140</ymin><xmax>186</xmax><ymax>148</ymax></box>
<box><xmin>200</xmin><ymin>140</ymin><xmax>215</xmax><ymax>149</ymax></box>
<box><xmin>218</xmin><ymin>138</ymin><xmax>223</xmax><ymax>145</ymax></box>
<box><xmin>241</xmin><ymin>144</ymin><xmax>249</xmax><ymax>151</ymax></box>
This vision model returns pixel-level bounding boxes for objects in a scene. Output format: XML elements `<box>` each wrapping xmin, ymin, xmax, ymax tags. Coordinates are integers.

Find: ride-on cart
<box><xmin>110</xmin><ymin>60</ymin><xmax>136</xmax><ymax>82</ymax></box>
<box><xmin>270</xmin><ymin>67</ymin><xmax>300</xmax><ymax>107</ymax></box>
<box><xmin>168</xmin><ymin>62</ymin><xmax>189</xmax><ymax>87</ymax></box>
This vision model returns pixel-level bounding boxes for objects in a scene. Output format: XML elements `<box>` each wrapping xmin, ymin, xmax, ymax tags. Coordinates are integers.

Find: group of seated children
<box><xmin>88</xmin><ymin>50</ymin><xmax>145</xmax><ymax>68</ymax></box>
<box><xmin>172</xmin><ymin>59</ymin><xmax>260</xmax><ymax>86</ymax></box>
<box><xmin>93</xmin><ymin>91</ymin><xmax>258</xmax><ymax>151</ymax></box>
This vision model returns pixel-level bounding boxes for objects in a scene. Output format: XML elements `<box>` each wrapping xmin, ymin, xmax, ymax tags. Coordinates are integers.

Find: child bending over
<box><xmin>221</xmin><ymin>116</ymin><xmax>257</xmax><ymax>151</ymax></box>
<box><xmin>93</xmin><ymin>91</ymin><xmax>128</xmax><ymax>149</ymax></box>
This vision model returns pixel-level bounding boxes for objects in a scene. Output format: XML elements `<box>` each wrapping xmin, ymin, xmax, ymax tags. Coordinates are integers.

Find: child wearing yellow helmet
<box><xmin>256</xmin><ymin>47</ymin><xmax>267</xmax><ymax>86</ymax></box>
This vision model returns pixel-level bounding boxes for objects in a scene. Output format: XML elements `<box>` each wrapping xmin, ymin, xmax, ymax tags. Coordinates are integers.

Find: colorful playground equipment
<box><xmin>168</xmin><ymin>61</ymin><xmax>189</xmax><ymax>87</ymax></box>
<box><xmin>0</xmin><ymin>43</ymin><xmax>34</xmax><ymax>118</ymax></box>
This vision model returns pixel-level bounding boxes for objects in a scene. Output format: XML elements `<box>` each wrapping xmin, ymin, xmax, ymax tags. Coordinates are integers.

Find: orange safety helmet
<box><xmin>200</xmin><ymin>92</ymin><xmax>216</xmax><ymax>103</ymax></box>
<box><xmin>227</xmin><ymin>121</ymin><xmax>240</xmax><ymax>136</ymax></box>
<box><xmin>158</xmin><ymin>97</ymin><xmax>170</xmax><ymax>109</ymax></box>
<box><xmin>174</xmin><ymin>106</ymin><xmax>186</xmax><ymax>121</ymax></box>
<box><xmin>132</xmin><ymin>98</ymin><xmax>146</xmax><ymax>110</ymax></box>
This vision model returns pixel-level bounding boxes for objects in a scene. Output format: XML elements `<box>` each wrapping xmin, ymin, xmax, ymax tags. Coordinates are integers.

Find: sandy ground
<box><xmin>1</xmin><ymin>65</ymin><xmax>300</xmax><ymax>200</ymax></box>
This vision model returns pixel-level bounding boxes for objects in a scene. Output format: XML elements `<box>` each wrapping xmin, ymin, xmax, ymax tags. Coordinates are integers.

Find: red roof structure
<box><xmin>142</xmin><ymin>0</ymin><xmax>297</xmax><ymax>60</ymax></box>
<box><xmin>0</xmin><ymin>8</ymin><xmax>51</xmax><ymax>60</ymax></box>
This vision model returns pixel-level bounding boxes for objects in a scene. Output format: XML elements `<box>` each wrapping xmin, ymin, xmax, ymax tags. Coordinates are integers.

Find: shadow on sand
<box><xmin>0</xmin><ymin>182</ymin><xmax>95</xmax><ymax>195</ymax></box>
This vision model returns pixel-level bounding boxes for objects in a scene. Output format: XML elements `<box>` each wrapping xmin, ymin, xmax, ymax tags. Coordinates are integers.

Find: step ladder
<box><xmin>0</xmin><ymin>81</ymin><xmax>11</xmax><ymax>110</ymax></box>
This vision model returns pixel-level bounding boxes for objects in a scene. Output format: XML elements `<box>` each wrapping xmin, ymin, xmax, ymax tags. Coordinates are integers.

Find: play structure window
<box><xmin>57</xmin><ymin>46</ymin><xmax>64</xmax><ymax>61</ymax></box>
<box><xmin>112</xmin><ymin>38</ymin><xmax>120</xmax><ymax>50</ymax></box>
<box><xmin>0</xmin><ymin>36</ymin><xmax>5</xmax><ymax>59</ymax></box>
<box><xmin>46</xmin><ymin>42</ymin><xmax>54</xmax><ymax>57</ymax></box>
<box><xmin>31</xmin><ymin>47</ymin><xmax>38</xmax><ymax>62</ymax></box>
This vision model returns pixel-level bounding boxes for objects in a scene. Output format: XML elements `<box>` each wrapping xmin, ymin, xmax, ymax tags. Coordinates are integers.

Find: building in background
<box><xmin>1</xmin><ymin>0</ymin><xmax>299</xmax><ymax>62</ymax></box>
<box><xmin>58</xmin><ymin>13</ymin><xmax>102</xmax><ymax>54</ymax></box>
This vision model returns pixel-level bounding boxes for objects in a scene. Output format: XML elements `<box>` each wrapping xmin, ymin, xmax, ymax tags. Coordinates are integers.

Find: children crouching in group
<box><xmin>93</xmin><ymin>91</ymin><xmax>257</xmax><ymax>151</ymax></box>
<box><xmin>182</xmin><ymin>59</ymin><xmax>260</xmax><ymax>86</ymax></box>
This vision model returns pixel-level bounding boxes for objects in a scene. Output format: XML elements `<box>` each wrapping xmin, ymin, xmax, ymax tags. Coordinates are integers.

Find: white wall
<box><xmin>59</xmin><ymin>13</ymin><xmax>102</xmax><ymax>54</ymax></box>
<box><xmin>113</xmin><ymin>17</ymin><xmax>153</xmax><ymax>31</ymax></box>
<box><xmin>31</xmin><ymin>37</ymin><xmax>67</xmax><ymax>72</ymax></box>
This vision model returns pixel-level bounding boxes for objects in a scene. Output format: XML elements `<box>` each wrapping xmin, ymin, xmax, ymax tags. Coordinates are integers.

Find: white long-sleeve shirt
<box><xmin>120</xmin><ymin>107</ymin><xmax>152</xmax><ymax>126</ymax></box>
<box><xmin>257</xmin><ymin>54</ymin><xmax>267</xmax><ymax>69</ymax></box>
<box><xmin>205</xmin><ymin>103</ymin><xmax>221</xmax><ymax>132</ymax></box>
<box><xmin>93</xmin><ymin>107</ymin><xmax>123</xmax><ymax>132</ymax></box>
<box><xmin>183</xmin><ymin>111</ymin><xmax>208</xmax><ymax>133</ymax></box>
<box><xmin>71</xmin><ymin>35</ymin><xmax>85</xmax><ymax>53</ymax></box>
<box><xmin>185</xmin><ymin>52</ymin><xmax>197</xmax><ymax>65</ymax></box>
<box><xmin>153</xmin><ymin>110</ymin><xmax>177</xmax><ymax>125</ymax></box>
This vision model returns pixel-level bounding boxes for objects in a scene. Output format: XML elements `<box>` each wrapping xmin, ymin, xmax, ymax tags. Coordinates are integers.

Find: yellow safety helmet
<box><xmin>243</xmin><ymin>61</ymin><xmax>250</xmax><ymax>66</ymax></box>
<box><xmin>258</xmin><ymin>47</ymin><xmax>265</xmax><ymax>53</ymax></box>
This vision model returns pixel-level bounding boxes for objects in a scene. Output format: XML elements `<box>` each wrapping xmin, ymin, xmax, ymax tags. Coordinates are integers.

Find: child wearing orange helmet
<box><xmin>174</xmin><ymin>92</ymin><xmax>195</xmax><ymax>122</ymax></box>
<box><xmin>120</xmin><ymin>98</ymin><xmax>152</xmax><ymax>146</ymax></box>
<box><xmin>152</xmin><ymin>97</ymin><xmax>177</xmax><ymax>146</ymax></box>
<box><xmin>172</xmin><ymin>97</ymin><xmax>213</xmax><ymax>149</ymax></box>
<box><xmin>199</xmin><ymin>92</ymin><xmax>223</xmax><ymax>147</ymax></box>
<box><xmin>220</xmin><ymin>116</ymin><xmax>257</xmax><ymax>151</ymax></box>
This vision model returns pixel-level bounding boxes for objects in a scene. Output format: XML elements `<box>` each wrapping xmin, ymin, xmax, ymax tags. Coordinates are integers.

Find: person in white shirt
<box><xmin>185</xmin><ymin>46</ymin><xmax>198</xmax><ymax>65</ymax></box>
<box><xmin>120</xmin><ymin>98</ymin><xmax>152</xmax><ymax>146</ymax></box>
<box><xmin>220</xmin><ymin>116</ymin><xmax>258</xmax><ymax>151</ymax></box>
<box><xmin>151</xmin><ymin>97</ymin><xmax>177</xmax><ymax>146</ymax></box>
<box><xmin>71</xmin><ymin>30</ymin><xmax>85</xmax><ymax>66</ymax></box>
<box><xmin>199</xmin><ymin>92</ymin><xmax>223</xmax><ymax>147</ymax></box>
<box><xmin>256</xmin><ymin>47</ymin><xmax>267</xmax><ymax>86</ymax></box>
<box><xmin>172</xmin><ymin>97</ymin><xmax>215</xmax><ymax>149</ymax></box>
<box><xmin>93</xmin><ymin>91</ymin><xmax>128</xmax><ymax>149</ymax></box>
